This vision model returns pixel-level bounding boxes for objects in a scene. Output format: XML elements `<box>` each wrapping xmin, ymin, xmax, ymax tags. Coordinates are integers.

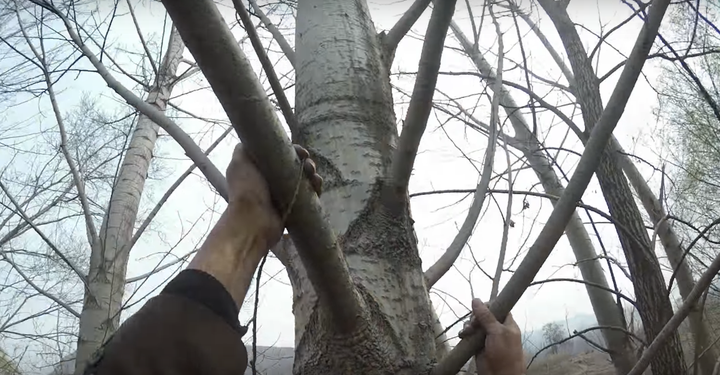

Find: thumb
<box><xmin>472</xmin><ymin>299</ymin><xmax>503</xmax><ymax>335</ymax></box>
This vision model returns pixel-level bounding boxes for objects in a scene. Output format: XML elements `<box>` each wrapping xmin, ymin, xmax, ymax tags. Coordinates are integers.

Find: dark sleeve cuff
<box><xmin>161</xmin><ymin>269</ymin><xmax>247</xmax><ymax>335</ymax></box>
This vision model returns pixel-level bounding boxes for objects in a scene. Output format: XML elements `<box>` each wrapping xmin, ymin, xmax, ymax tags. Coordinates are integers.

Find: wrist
<box><xmin>188</xmin><ymin>205</ymin><xmax>272</xmax><ymax>307</ymax></box>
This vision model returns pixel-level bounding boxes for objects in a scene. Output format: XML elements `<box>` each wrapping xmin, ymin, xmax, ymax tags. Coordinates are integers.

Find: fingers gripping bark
<box><xmin>161</xmin><ymin>0</ymin><xmax>365</xmax><ymax>334</ymax></box>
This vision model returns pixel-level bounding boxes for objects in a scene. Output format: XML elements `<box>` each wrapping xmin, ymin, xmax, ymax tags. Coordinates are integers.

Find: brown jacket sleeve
<box><xmin>83</xmin><ymin>271</ymin><xmax>248</xmax><ymax>375</ymax></box>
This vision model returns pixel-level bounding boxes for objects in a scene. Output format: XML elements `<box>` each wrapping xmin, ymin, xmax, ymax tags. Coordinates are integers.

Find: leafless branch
<box><xmin>125</xmin><ymin>0</ymin><xmax>158</xmax><ymax>77</ymax></box>
<box><xmin>233</xmin><ymin>0</ymin><xmax>298</xmax><ymax>135</ymax></box>
<box><xmin>490</xmin><ymin>137</ymin><xmax>514</xmax><ymax>300</ymax></box>
<box><xmin>423</xmin><ymin>0</ymin><xmax>499</xmax><ymax>289</ymax></box>
<box><xmin>383</xmin><ymin>0</ymin><xmax>433</xmax><ymax>57</ymax></box>
<box><xmin>32</xmin><ymin>1</ymin><xmax>230</xmax><ymax>200</ymax></box>
<box><xmin>627</xmin><ymin>222</ymin><xmax>720</xmax><ymax>375</ymax></box>
<box><xmin>248</xmin><ymin>0</ymin><xmax>296</xmax><ymax>68</ymax></box>
<box><xmin>388</xmin><ymin>0</ymin><xmax>457</xmax><ymax>213</ymax></box>
<box><xmin>432</xmin><ymin>0</ymin><xmax>670</xmax><ymax>371</ymax></box>
<box><xmin>0</xmin><ymin>180</ymin><xmax>88</xmax><ymax>285</ymax></box>
<box><xmin>15</xmin><ymin>12</ymin><xmax>99</xmax><ymax>247</ymax></box>
<box><xmin>160</xmin><ymin>0</ymin><xmax>364</xmax><ymax>333</ymax></box>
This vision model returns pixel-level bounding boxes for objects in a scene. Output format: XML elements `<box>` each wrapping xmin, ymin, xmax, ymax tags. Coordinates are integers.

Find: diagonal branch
<box><xmin>382</xmin><ymin>0</ymin><xmax>433</xmax><ymax>58</ymax></box>
<box><xmin>15</xmin><ymin>12</ymin><xmax>99</xmax><ymax>247</ymax></box>
<box><xmin>423</xmin><ymin>1</ymin><xmax>500</xmax><ymax>288</ymax></box>
<box><xmin>499</xmin><ymin>0</ymin><xmax>575</xmax><ymax>87</ymax></box>
<box><xmin>431</xmin><ymin>0</ymin><xmax>670</xmax><ymax>372</ymax></box>
<box><xmin>627</xmin><ymin>230</ymin><xmax>720</xmax><ymax>375</ymax></box>
<box><xmin>248</xmin><ymin>0</ymin><xmax>296</xmax><ymax>68</ymax></box>
<box><xmin>160</xmin><ymin>0</ymin><xmax>363</xmax><ymax>333</ymax></box>
<box><xmin>0</xmin><ymin>180</ymin><xmax>88</xmax><ymax>285</ymax></box>
<box><xmin>387</xmin><ymin>0</ymin><xmax>457</xmax><ymax>213</ymax></box>
<box><xmin>129</xmin><ymin>125</ymin><xmax>234</xmax><ymax>249</ymax></box>
<box><xmin>33</xmin><ymin>1</ymin><xmax>230</xmax><ymax>200</ymax></box>
<box><xmin>0</xmin><ymin>253</ymin><xmax>81</xmax><ymax>318</ymax></box>
<box><xmin>232</xmin><ymin>0</ymin><xmax>298</xmax><ymax>135</ymax></box>
<box><xmin>125</xmin><ymin>0</ymin><xmax>158</xmax><ymax>77</ymax></box>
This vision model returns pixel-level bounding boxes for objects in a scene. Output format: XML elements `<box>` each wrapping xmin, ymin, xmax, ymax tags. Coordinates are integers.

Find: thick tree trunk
<box><xmin>615</xmin><ymin>138</ymin><xmax>719</xmax><ymax>374</ymax></box>
<box><xmin>449</xmin><ymin>22</ymin><xmax>638</xmax><ymax>375</ymax></box>
<box><xmin>74</xmin><ymin>28</ymin><xmax>185</xmax><ymax>375</ymax></box>
<box><xmin>288</xmin><ymin>0</ymin><xmax>437</xmax><ymax>373</ymax></box>
<box><xmin>538</xmin><ymin>2</ymin><xmax>686</xmax><ymax>373</ymax></box>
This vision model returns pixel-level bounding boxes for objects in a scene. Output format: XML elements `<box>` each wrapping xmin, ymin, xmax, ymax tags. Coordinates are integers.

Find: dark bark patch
<box><xmin>340</xmin><ymin>179</ymin><xmax>420</xmax><ymax>267</ymax></box>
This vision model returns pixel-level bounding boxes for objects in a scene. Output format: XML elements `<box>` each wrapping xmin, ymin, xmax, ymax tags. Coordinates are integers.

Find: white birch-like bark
<box><xmin>287</xmin><ymin>0</ymin><xmax>438</xmax><ymax>372</ymax></box>
<box><xmin>74</xmin><ymin>27</ymin><xmax>185</xmax><ymax>374</ymax></box>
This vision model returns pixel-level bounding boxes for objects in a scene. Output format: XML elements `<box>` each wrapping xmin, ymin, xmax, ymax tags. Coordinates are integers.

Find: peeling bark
<box><xmin>74</xmin><ymin>28</ymin><xmax>185</xmax><ymax>375</ymax></box>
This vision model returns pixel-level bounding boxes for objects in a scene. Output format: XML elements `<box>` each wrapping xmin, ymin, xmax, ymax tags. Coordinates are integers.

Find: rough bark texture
<box><xmin>289</xmin><ymin>0</ymin><xmax>437</xmax><ymax>373</ymax></box>
<box><xmin>615</xmin><ymin>138</ymin><xmax>719</xmax><ymax>374</ymax></box>
<box><xmin>449</xmin><ymin>22</ymin><xmax>637</xmax><ymax>374</ymax></box>
<box><xmin>74</xmin><ymin>28</ymin><xmax>185</xmax><ymax>375</ymax></box>
<box><xmin>540</xmin><ymin>3</ymin><xmax>686</xmax><ymax>374</ymax></box>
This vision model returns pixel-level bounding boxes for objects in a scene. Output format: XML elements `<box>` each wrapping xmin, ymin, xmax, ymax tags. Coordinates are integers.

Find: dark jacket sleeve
<box><xmin>83</xmin><ymin>270</ymin><xmax>248</xmax><ymax>375</ymax></box>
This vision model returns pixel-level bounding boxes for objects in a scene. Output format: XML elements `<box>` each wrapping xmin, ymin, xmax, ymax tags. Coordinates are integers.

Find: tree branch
<box><xmin>424</xmin><ymin>1</ymin><xmax>499</xmax><ymax>288</ymax></box>
<box><xmin>233</xmin><ymin>0</ymin><xmax>298</xmax><ymax>135</ymax></box>
<box><xmin>0</xmin><ymin>253</ymin><xmax>81</xmax><ymax>318</ymax></box>
<box><xmin>160</xmin><ymin>0</ymin><xmax>364</xmax><ymax>333</ymax></box>
<box><xmin>383</xmin><ymin>0</ymin><xmax>433</xmax><ymax>57</ymax></box>
<box><xmin>388</xmin><ymin>0</ymin><xmax>457</xmax><ymax>212</ymax></box>
<box><xmin>129</xmin><ymin>125</ymin><xmax>233</xmax><ymax>249</ymax></box>
<box><xmin>248</xmin><ymin>0</ymin><xmax>296</xmax><ymax>68</ymax></box>
<box><xmin>499</xmin><ymin>0</ymin><xmax>575</xmax><ymax>87</ymax></box>
<box><xmin>0</xmin><ymin>181</ymin><xmax>88</xmax><ymax>285</ymax></box>
<box><xmin>16</xmin><ymin>13</ymin><xmax>99</xmax><ymax>247</ymax></box>
<box><xmin>35</xmin><ymin>1</ymin><xmax>230</xmax><ymax>200</ymax></box>
<box><xmin>490</xmin><ymin>137</ymin><xmax>514</xmax><ymax>300</ymax></box>
<box><xmin>431</xmin><ymin>0</ymin><xmax>670</xmax><ymax>372</ymax></box>
<box><xmin>627</xmin><ymin>222</ymin><xmax>720</xmax><ymax>375</ymax></box>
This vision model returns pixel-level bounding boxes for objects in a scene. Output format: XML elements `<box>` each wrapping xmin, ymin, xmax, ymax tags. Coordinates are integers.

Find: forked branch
<box><xmin>423</xmin><ymin>1</ymin><xmax>501</xmax><ymax>288</ymax></box>
<box><xmin>383</xmin><ymin>0</ymin><xmax>433</xmax><ymax>57</ymax></box>
<box><xmin>431</xmin><ymin>0</ymin><xmax>670</xmax><ymax>372</ymax></box>
<box><xmin>31</xmin><ymin>0</ymin><xmax>231</xmax><ymax>200</ymax></box>
<box><xmin>388</xmin><ymin>0</ymin><xmax>457</xmax><ymax>213</ymax></box>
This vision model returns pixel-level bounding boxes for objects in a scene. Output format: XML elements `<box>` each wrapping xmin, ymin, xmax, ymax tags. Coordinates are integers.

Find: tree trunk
<box><xmin>74</xmin><ymin>27</ymin><xmax>185</xmax><ymax>375</ymax></box>
<box><xmin>287</xmin><ymin>0</ymin><xmax>437</xmax><ymax>373</ymax></box>
<box><xmin>615</xmin><ymin>137</ymin><xmax>719</xmax><ymax>374</ymax></box>
<box><xmin>539</xmin><ymin>2</ymin><xmax>686</xmax><ymax>373</ymax></box>
<box><xmin>449</xmin><ymin>22</ymin><xmax>638</xmax><ymax>375</ymax></box>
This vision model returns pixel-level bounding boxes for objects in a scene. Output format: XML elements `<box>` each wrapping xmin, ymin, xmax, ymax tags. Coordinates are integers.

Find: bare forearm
<box><xmin>188</xmin><ymin>204</ymin><xmax>270</xmax><ymax>308</ymax></box>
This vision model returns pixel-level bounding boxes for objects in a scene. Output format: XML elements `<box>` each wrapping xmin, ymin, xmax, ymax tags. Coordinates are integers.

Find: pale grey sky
<box><xmin>0</xmin><ymin>0</ymin><xmax>678</xmax><ymax>370</ymax></box>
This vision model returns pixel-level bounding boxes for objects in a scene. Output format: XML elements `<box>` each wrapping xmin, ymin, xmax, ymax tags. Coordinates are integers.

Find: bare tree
<box><xmin>1</xmin><ymin>0</ymin><xmax>696</xmax><ymax>374</ymax></box>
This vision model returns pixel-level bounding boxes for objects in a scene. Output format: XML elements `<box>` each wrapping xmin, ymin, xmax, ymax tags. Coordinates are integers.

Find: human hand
<box><xmin>225</xmin><ymin>143</ymin><xmax>323</xmax><ymax>248</ymax></box>
<box><xmin>459</xmin><ymin>299</ymin><xmax>524</xmax><ymax>375</ymax></box>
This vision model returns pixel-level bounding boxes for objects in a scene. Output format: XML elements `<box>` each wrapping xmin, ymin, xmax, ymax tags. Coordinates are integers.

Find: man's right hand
<box><xmin>459</xmin><ymin>299</ymin><xmax>525</xmax><ymax>375</ymax></box>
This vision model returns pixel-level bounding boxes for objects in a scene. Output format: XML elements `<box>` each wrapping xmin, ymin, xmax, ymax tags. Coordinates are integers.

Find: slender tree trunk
<box><xmin>74</xmin><ymin>27</ymin><xmax>185</xmax><ymax>375</ymax></box>
<box><xmin>285</xmin><ymin>0</ymin><xmax>437</xmax><ymax>373</ymax></box>
<box><xmin>615</xmin><ymin>137</ymin><xmax>719</xmax><ymax>374</ymax></box>
<box><xmin>538</xmin><ymin>2</ymin><xmax>686</xmax><ymax>373</ymax></box>
<box><xmin>449</xmin><ymin>22</ymin><xmax>638</xmax><ymax>375</ymax></box>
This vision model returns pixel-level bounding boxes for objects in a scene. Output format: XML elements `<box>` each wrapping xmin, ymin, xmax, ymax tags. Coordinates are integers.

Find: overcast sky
<box><xmin>0</xmin><ymin>0</ymin><xmax>678</xmax><ymax>369</ymax></box>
